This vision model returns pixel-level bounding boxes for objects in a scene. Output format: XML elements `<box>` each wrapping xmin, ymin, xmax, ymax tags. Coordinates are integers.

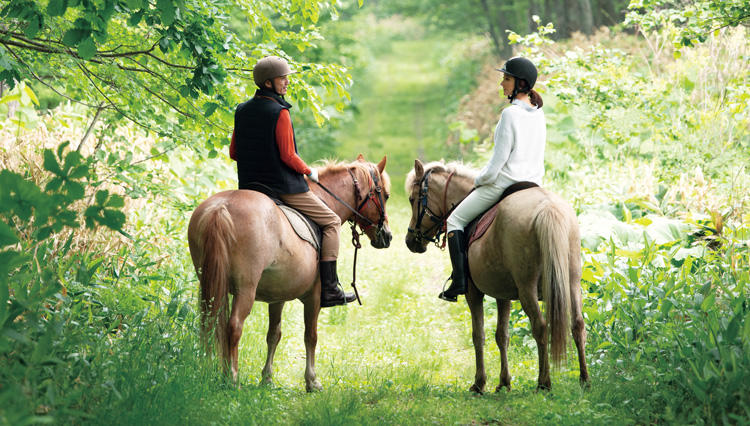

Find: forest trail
<box><xmin>335</xmin><ymin>36</ymin><xmax>460</xmax><ymax>193</ymax></box>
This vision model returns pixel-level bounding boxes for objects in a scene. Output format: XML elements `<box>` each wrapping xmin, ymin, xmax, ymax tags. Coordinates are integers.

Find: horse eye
<box><xmin>408</xmin><ymin>197</ymin><xmax>414</xmax><ymax>203</ymax></box>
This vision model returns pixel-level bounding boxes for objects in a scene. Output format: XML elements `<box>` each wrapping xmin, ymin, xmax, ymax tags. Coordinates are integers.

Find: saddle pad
<box><xmin>467</xmin><ymin>181</ymin><xmax>540</xmax><ymax>247</ymax></box>
<box><xmin>278</xmin><ymin>205</ymin><xmax>322</xmax><ymax>252</ymax></box>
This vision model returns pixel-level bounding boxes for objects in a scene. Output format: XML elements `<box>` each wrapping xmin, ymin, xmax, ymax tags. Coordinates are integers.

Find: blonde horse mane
<box><xmin>404</xmin><ymin>160</ymin><xmax>478</xmax><ymax>192</ymax></box>
<box><xmin>317</xmin><ymin>159</ymin><xmax>391</xmax><ymax>195</ymax></box>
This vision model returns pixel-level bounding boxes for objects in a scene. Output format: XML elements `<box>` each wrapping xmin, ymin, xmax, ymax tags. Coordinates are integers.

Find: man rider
<box><xmin>229</xmin><ymin>56</ymin><xmax>356</xmax><ymax>308</ymax></box>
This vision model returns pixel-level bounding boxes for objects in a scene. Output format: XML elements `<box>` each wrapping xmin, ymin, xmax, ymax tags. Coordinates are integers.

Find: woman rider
<box><xmin>439</xmin><ymin>57</ymin><xmax>546</xmax><ymax>302</ymax></box>
<box><xmin>229</xmin><ymin>56</ymin><xmax>356</xmax><ymax>308</ymax></box>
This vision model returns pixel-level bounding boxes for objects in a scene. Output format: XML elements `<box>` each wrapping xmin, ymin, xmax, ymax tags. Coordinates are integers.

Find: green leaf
<box><xmin>47</xmin><ymin>0</ymin><xmax>68</xmax><ymax>16</ymax></box>
<box><xmin>63</xmin><ymin>150</ymin><xmax>84</xmax><ymax>173</ymax></box>
<box><xmin>64</xmin><ymin>181</ymin><xmax>85</xmax><ymax>200</ymax></box>
<box><xmin>78</xmin><ymin>37</ymin><xmax>97</xmax><ymax>60</ymax></box>
<box><xmin>45</xmin><ymin>177</ymin><xmax>63</xmax><ymax>192</ymax></box>
<box><xmin>660</xmin><ymin>298</ymin><xmax>673</xmax><ymax>316</ymax></box>
<box><xmin>701</xmin><ymin>294</ymin><xmax>715</xmax><ymax>312</ymax></box>
<box><xmin>157</xmin><ymin>0</ymin><xmax>176</xmax><ymax>26</ymax></box>
<box><xmin>95</xmin><ymin>190</ymin><xmax>108</xmax><ymax>205</ymax></box>
<box><xmin>43</xmin><ymin>149</ymin><xmax>62</xmax><ymax>175</ymax></box>
<box><xmin>128</xmin><ymin>9</ymin><xmax>144</xmax><ymax>26</ymax></box>
<box><xmin>57</xmin><ymin>141</ymin><xmax>70</xmax><ymax>159</ymax></box>
<box><xmin>68</xmin><ymin>164</ymin><xmax>88</xmax><ymax>179</ymax></box>
<box><xmin>204</xmin><ymin>102</ymin><xmax>219</xmax><ymax>117</ymax></box>
<box><xmin>102</xmin><ymin>209</ymin><xmax>125</xmax><ymax>229</ymax></box>
<box><xmin>24</xmin><ymin>14</ymin><xmax>42</xmax><ymax>38</ymax></box>
<box><xmin>106</xmin><ymin>194</ymin><xmax>124</xmax><ymax>208</ymax></box>
<box><xmin>0</xmin><ymin>220</ymin><xmax>19</xmax><ymax>247</ymax></box>
<box><xmin>62</xmin><ymin>28</ymin><xmax>88</xmax><ymax>47</ymax></box>
<box><xmin>22</xmin><ymin>84</ymin><xmax>39</xmax><ymax>106</ymax></box>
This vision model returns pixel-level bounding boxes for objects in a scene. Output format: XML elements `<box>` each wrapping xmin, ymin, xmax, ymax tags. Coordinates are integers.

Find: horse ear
<box><xmin>414</xmin><ymin>159</ymin><xmax>424</xmax><ymax>179</ymax></box>
<box><xmin>356</xmin><ymin>153</ymin><xmax>365</xmax><ymax>162</ymax></box>
<box><xmin>376</xmin><ymin>156</ymin><xmax>387</xmax><ymax>173</ymax></box>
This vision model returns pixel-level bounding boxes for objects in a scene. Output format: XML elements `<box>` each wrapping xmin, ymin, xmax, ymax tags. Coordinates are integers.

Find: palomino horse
<box><xmin>188</xmin><ymin>155</ymin><xmax>391</xmax><ymax>391</ymax></box>
<box><xmin>405</xmin><ymin>159</ymin><xmax>588</xmax><ymax>391</ymax></box>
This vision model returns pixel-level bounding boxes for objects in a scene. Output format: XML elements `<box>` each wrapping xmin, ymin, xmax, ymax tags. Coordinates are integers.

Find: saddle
<box><xmin>244</xmin><ymin>183</ymin><xmax>322</xmax><ymax>252</ymax></box>
<box><xmin>465</xmin><ymin>181</ymin><xmax>539</xmax><ymax>248</ymax></box>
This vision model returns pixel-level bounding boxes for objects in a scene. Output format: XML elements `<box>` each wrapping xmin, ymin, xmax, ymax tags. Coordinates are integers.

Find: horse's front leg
<box><xmin>302</xmin><ymin>292</ymin><xmax>322</xmax><ymax>392</ymax></box>
<box><xmin>261</xmin><ymin>302</ymin><xmax>285</xmax><ymax>386</ymax></box>
<box><xmin>466</xmin><ymin>281</ymin><xmax>486</xmax><ymax>394</ymax></box>
<box><xmin>495</xmin><ymin>299</ymin><xmax>512</xmax><ymax>392</ymax></box>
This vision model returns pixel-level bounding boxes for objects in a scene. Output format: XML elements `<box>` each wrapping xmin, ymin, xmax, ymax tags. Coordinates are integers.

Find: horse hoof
<box><xmin>306</xmin><ymin>381</ymin><xmax>323</xmax><ymax>392</ymax></box>
<box><xmin>469</xmin><ymin>384</ymin><xmax>484</xmax><ymax>395</ymax></box>
<box><xmin>495</xmin><ymin>384</ymin><xmax>511</xmax><ymax>393</ymax></box>
<box><xmin>579</xmin><ymin>377</ymin><xmax>590</xmax><ymax>390</ymax></box>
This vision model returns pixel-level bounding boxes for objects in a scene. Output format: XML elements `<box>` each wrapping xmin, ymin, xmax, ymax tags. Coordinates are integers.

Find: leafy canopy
<box><xmin>0</xmin><ymin>0</ymin><xmax>353</xmax><ymax>154</ymax></box>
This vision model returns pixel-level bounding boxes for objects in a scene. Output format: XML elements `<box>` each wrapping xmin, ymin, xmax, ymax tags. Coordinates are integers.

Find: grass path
<box><xmin>335</xmin><ymin>36</ymin><xmax>460</xmax><ymax>195</ymax></box>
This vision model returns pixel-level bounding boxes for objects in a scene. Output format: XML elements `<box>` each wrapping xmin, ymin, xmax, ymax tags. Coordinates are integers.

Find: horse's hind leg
<box><xmin>518</xmin><ymin>284</ymin><xmax>550</xmax><ymax>390</ymax></box>
<box><xmin>466</xmin><ymin>281</ymin><xmax>486</xmax><ymax>394</ymax></box>
<box><xmin>302</xmin><ymin>295</ymin><xmax>322</xmax><ymax>392</ymax></box>
<box><xmin>228</xmin><ymin>289</ymin><xmax>255</xmax><ymax>383</ymax></box>
<box><xmin>261</xmin><ymin>302</ymin><xmax>285</xmax><ymax>386</ymax></box>
<box><xmin>495</xmin><ymin>299</ymin><xmax>512</xmax><ymax>392</ymax></box>
<box><xmin>570</xmin><ymin>270</ymin><xmax>589</xmax><ymax>385</ymax></box>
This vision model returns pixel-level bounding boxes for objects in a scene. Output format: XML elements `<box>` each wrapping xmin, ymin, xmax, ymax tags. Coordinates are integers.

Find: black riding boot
<box><xmin>320</xmin><ymin>260</ymin><xmax>356</xmax><ymax>308</ymax></box>
<box><xmin>439</xmin><ymin>230</ymin><xmax>468</xmax><ymax>302</ymax></box>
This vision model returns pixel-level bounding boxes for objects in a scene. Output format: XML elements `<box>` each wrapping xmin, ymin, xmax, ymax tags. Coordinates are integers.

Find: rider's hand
<box><xmin>307</xmin><ymin>169</ymin><xmax>319</xmax><ymax>183</ymax></box>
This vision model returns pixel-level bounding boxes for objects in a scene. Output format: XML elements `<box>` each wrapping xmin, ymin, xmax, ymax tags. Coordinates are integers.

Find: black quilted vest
<box><xmin>233</xmin><ymin>89</ymin><xmax>309</xmax><ymax>194</ymax></box>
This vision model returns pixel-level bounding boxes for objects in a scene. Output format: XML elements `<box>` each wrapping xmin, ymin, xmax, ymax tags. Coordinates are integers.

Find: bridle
<box><xmin>312</xmin><ymin>164</ymin><xmax>387</xmax><ymax>233</ymax></box>
<box><xmin>312</xmin><ymin>164</ymin><xmax>389</xmax><ymax>305</ymax></box>
<box><xmin>407</xmin><ymin>169</ymin><xmax>456</xmax><ymax>249</ymax></box>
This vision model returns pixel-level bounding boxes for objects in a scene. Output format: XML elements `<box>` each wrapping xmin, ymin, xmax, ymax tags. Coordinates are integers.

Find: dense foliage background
<box><xmin>1</xmin><ymin>0</ymin><xmax>748</xmax><ymax>424</ymax></box>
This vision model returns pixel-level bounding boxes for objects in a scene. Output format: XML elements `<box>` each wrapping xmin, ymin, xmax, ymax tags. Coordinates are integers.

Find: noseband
<box><xmin>408</xmin><ymin>169</ymin><xmax>456</xmax><ymax>248</ymax></box>
<box><xmin>348</xmin><ymin>166</ymin><xmax>387</xmax><ymax>232</ymax></box>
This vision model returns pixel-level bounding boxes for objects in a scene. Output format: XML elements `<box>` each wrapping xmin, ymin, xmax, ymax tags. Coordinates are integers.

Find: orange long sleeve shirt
<box><xmin>229</xmin><ymin>109</ymin><xmax>311</xmax><ymax>175</ymax></box>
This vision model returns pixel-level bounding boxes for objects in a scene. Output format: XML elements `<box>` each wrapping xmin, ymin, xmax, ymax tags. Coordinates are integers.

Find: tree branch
<box><xmin>77</xmin><ymin>104</ymin><xmax>106</xmax><ymax>152</ymax></box>
<box><xmin>3</xmin><ymin>44</ymin><xmax>103</xmax><ymax>108</ymax></box>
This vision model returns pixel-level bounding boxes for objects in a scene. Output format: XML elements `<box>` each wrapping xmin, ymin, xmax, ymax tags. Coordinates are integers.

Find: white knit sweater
<box><xmin>474</xmin><ymin>99</ymin><xmax>546</xmax><ymax>191</ymax></box>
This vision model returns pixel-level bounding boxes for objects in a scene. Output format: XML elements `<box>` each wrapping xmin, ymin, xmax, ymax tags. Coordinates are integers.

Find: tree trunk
<box><xmin>528</xmin><ymin>0</ymin><xmax>540</xmax><ymax>34</ymax></box>
<box><xmin>598</xmin><ymin>0</ymin><xmax>619</xmax><ymax>26</ymax></box>
<box><xmin>557</xmin><ymin>0</ymin><xmax>573</xmax><ymax>38</ymax></box>
<box><xmin>479</xmin><ymin>0</ymin><xmax>512</xmax><ymax>59</ymax></box>
<box><xmin>578</xmin><ymin>0</ymin><xmax>594</xmax><ymax>34</ymax></box>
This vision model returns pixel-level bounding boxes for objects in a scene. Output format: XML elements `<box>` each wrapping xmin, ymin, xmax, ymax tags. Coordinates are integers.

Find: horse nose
<box><xmin>384</xmin><ymin>230</ymin><xmax>392</xmax><ymax>247</ymax></box>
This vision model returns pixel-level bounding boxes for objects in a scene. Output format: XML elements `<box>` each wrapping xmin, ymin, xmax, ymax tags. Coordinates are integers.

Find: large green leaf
<box><xmin>0</xmin><ymin>220</ymin><xmax>19</xmax><ymax>247</ymax></box>
<box><xmin>46</xmin><ymin>0</ymin><xmax>68</xmax><ymax>16</ymax></box>
<box><xmin>78</xmin><ymin>37</ymin><xmax>97</xmax><ymax>60</ymax></box>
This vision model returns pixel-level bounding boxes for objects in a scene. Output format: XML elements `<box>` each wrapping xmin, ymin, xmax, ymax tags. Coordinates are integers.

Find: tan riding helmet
<box><xmin>253</xmin><ymin>56</ymin><xmax>296</xmax><ymax>88</ymax></box>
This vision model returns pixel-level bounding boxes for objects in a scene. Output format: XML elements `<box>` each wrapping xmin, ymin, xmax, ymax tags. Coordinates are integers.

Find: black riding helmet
<box><xmin>497</xmin><ymin>57</ymin><xmax>537</xmax><ymax>100</ymax></box>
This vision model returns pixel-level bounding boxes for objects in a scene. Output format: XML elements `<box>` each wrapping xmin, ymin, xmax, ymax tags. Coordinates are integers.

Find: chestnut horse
<box><xmin>188</xmin><ymin>155</ymin><xmax>391</xmax><ymax>391</ymax></box>
<box><xmin>405</xmin><ymin>159</ymin><xmax>588</xmax><ymax>391</ymax></box>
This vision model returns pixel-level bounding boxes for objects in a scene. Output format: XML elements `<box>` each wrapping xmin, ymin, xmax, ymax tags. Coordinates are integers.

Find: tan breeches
<box><xmin>280</xmin><ymin>191</ymin><xmax>341</xmax><ymax>261</ymax></box>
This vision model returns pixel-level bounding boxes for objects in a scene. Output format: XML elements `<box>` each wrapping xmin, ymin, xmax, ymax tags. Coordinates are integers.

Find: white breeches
<box><xmin>446</xmin><ymin>184</ymin><xmax>506</xmax><ymax>232</ymax></box>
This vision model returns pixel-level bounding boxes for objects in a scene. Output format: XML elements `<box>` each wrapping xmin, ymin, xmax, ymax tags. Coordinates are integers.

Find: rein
<box><xmin>312</xmin><ymin>165</ymin><xmax>388</xmax><ymax>305</ymax></box>
<box><xmin>408</xmin><ymin>169</ymin><xmax>457</xmax><ymax>249</ymax></box>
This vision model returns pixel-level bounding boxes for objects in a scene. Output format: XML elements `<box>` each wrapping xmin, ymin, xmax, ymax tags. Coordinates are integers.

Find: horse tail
<box><xmin>195</xmin><ymin>202</ymin><xmax>236</xmax><ymax>360</ymax></box>
<box><xmin>532</xmin><ymin>199</ymin><xmax>571</xmax><ymax>367</ymax></box>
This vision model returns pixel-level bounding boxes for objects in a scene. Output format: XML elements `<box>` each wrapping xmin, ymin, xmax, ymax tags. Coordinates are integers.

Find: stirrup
<box><xmin>438</xmin><ymin>277</ymin><xmax>459</xmax><ymax>302</ymax></box>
